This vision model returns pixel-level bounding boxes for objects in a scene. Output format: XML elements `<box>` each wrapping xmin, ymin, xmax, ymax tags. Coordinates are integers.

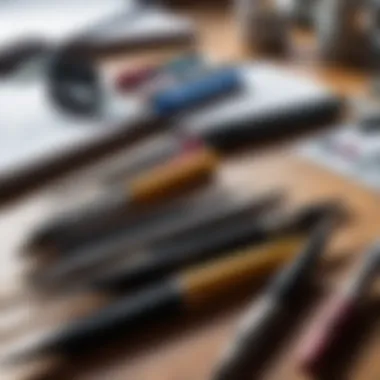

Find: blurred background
<box><xmin>1</xmin><ymin>1</ymin><xmax>380</xmax><ymax>379</ymax></box>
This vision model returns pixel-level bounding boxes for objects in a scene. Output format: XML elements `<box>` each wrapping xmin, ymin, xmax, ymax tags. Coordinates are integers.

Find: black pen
<box><xmin>89</xmin><ymin>200</ymin><xmax>344</xmax><ymax>292</ymax></box>
<box><xmin>33</xmin><ymin>192</ymin><xmax>280</xmax><ymax>286</ymax></box>
<box><xmin>4</xmin><ymin>236</ymin><xmax>305</xmax><ymax>365</ymax></box>
<box><xmin>28</xmin><ymin>146</ymin><xmax>218</xmax><ymax>250</ymax></box>
<box><xmin>212</xmin><ymin>214</ymin><xmax>338</xmax><ymax>380</ymax></box>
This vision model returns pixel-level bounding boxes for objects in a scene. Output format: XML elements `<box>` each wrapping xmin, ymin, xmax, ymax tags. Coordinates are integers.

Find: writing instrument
<box><xmin>33</xmin><ymin>192</ymin><xmax>281</xmax><ymax>286</ymax></box>
<box><xmin>5</xmin><ymin>236</ymin><xmax>304</xmax><ymax>364</ymax></box>
<box><xmin>103</xmin><ymin>132</ymin><xmax>204</xmax><ymax>184</ymax></box>
<box><xmin>29</xmin><ymin>146</ymin><xmax>218</xmax><ymax>250</ymax></box>
<box><xmin>150</xmin><ymin>66</ymin><xmax>241</xmax><ymax>117</ymax></box>
<box><xmin>298</xmin><ymin>240</ymin><xmax>380</xmax><ymax>375</ymax></box>
<box><xmin>116</xmin><ymin>53</ymin><xmax>206</xmax><ymax>92</ymax></box>
<box><xmin>212</xmin><ymin>215</ymin><xmax>336</xmax><ymax>380</ymax></box>
<box><xmin>89</xmin><ymin>201</ymin><xmax>343</xmax><ymax>292</ymax></box>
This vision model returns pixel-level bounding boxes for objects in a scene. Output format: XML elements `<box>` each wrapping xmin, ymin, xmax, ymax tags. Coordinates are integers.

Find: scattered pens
<box><xmin>29</xmin><ymin>192</ymin><xmax>281</xmax><ymax>288</ymax></box>
<box><xmin>3</xmin><ymin>236</ymin><xmax>304</xmax><ymax>365</ymax></box>
<box><xmin>212</xmin><ymin>215</ymin><xmax>338</xmax><ymax>380</ymax></box>
<box><xmin>89</xmin><ymin>200</ymin><xmax>345</xmax><ymax>292</ymax></box>
<box><xmin>28</xmin><ymin>146</ymin><xmax>218</xmax><ymax>251</ymax></box>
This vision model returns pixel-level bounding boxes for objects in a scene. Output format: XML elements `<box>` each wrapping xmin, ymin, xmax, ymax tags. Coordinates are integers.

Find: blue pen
<box><xmin>151</xmin><ymin>66</ymin><xmax>242</xmax><ymax>117</ymax></box>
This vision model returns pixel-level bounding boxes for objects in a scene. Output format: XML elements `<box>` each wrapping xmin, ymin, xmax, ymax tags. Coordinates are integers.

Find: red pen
<box><xmin>298</xmin><ymin>241</ymin><xmax>380</xmax><ymax>375</ymax></box>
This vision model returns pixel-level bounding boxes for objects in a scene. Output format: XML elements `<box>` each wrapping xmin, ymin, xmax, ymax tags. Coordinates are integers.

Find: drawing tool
<box><xmin>4</xmin><ymin>236</ymin><xmax>304</xmax><ymax>364</ymax></box>
<box><xmin>29</xmin><ymin>146</ymin><xmax>218</xmax><ymax>250</ymax></box>
<box><xmin>89</xmin><ymin>201</ymin><xmax>344</xmax><ymax>292</ymax></box>
<box><xmin>212</xmin><ymin>216</ymin><xmax>336</xmax><ymax>380</ymax></box>
<box><xmin>102</xmin><ymin>132</ymin><xmax>204</xmax><ymax>184</ymax></box>
<box><xmin>298</xmin><ymin>240</ymin><xmax>380</xmax><ymax>375</ymax></box>
<box><xmin>115</xmin><ymin>53</ymin><xmax>205</xmax><ymax>92</ymax></box>
<box><xmin>32</xmin><ymin>192</ymin><xmax>281</xmax><ymax>286</ymax></box>
<box><xmin>150</xmin><ymin>66</ymin><xmax>241</xmax><ymax>116</ymax></box>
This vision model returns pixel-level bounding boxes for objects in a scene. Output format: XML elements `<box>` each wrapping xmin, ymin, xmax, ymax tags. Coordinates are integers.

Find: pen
<box><xmin>5</xmin><ymin>236</ymin><xmax>304</xmax><ymax>364</ymax></box>
<box><xmin>29</xmin><ymin>146</ymin><xmax>218</xmax><ymax>250</ymax></box>
<box><xmin>150</xmin><ymin>66</ymin><xmax>241</xmax><ymax>117</ymax></box>
<box><xmin>116</xmin><ymin>53</ymin><xmax>206</xmax><ymax>92</ymax></box>
<box><xmin>297</xmin><ymin>240</ymin><xmax>380</xmax><ymax>375</ymax></box>
<box><xmin>89</xmin><ymin>201</ymin><xmax>343</xmax><ymax>292</ymax></box>
<box><xmin>212</xmin><ymin>215</ymin><xmax>336</xmax><ymax>380</ymax></box>
<box><xmin>32</xmin><ymin>192</ymin><xmax>281</xmax><ymax>286</ymax></box>
<box><xmin>102</xmin><ymin>132</ymin><xmax>204</xmax><ymax>184</ymax></box>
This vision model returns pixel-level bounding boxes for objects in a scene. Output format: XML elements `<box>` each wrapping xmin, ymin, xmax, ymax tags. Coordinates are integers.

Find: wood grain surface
<box><xmin>1</xmin><ymin>4</ymin><xmax>380</xmax><ymax>380</ymax></box>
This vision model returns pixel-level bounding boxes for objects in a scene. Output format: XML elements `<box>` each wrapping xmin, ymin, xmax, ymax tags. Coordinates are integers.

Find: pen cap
<box><xmin>284</xmin><ymin>201</ymin><xmax>347</xmax><ymax>232</ymax></box>
<box><xmin>197</xmin><ymin>97</ymin><xmax>342</xmax><ymax>151</ymax></box>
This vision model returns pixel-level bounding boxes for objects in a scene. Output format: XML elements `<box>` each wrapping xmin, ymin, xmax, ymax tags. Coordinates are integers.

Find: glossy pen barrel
<box><xmin>298</xmin><ymin>241</ymin><xmax>380</xmax><ymax>374</ymax></box>
<box><xmin>152</xmin><ymin>67</ymin><xmax>241</xmax><ymax>116</ymax></box>
<box><xmin>128</xmin><ymin>147</ymin><xmax>218</xmax><ymax>204</ymax></box>
<box><xmin>91</xmin><ymin>202</ymin><xmax>333</xmax><ymax>292</ymax></box>
<box><xmin>36</xmin><ymin>193</ymin><xmax>280</xmax><ymax>286</ymax></box>
<box><xmin>212</xmin><ymin>217</ymin><xmax>336</xmax><ymax>380</ymax></box>
<box><xmin>103</xmin><ymin>133</ymin><xmax>203</xmax><ymax>184</ymax></box>
<box><xmin>213</xmin><ymin>297</ymin><xmax>284</xmax><ymax>380</ymax></box>
<box><xmin>30</xmin><ymin>147</ymin><xmax>218</xmax><ymax>249</ymax></box>
<box><xmin>298</xmin><ymin>291</ymin><xmax>358</xmax><ymax>374</ymax></box>
<box><xmin>181</xmin><ymin>237</ymin><xmax>302</xmax><ymax>308</ymax></box>
<box><xmin>91</xmin><ymin>216</ymin><xmax>273</xmax><ymax>291</ymax></box>
<box><xmin>13</xmin><ymin>237</ymin><xmax>302</xmax><ymax>361</ymax></box>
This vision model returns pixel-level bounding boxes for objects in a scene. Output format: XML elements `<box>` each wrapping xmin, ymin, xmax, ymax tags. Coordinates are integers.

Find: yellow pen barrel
<box><xmin>129</xmin><ymin>147</ymin><xmax>219</xmax><ymax>205</ymax></box>
<box><xmin>181</xmin><ymin>236</ymin><xmax>304</xmax><ymax>309</ymax></box>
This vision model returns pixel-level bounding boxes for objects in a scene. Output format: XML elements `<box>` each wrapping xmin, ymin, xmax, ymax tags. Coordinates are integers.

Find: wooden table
<box><xmin>1</xmin><ymin>4</ymin><xmax>380</xmax><ymax>380</ymax></box>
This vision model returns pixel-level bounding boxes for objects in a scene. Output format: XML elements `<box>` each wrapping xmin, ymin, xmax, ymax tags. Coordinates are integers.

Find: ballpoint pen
<box><xmin>32</xmin><ymin>192</ymin><xmax>281</xmax><ymax>286</ymax></box>
<box><xmin>297</xmin><ymin>240</ymin><xmax>380</xmax><ymax>375</ymax></box>
<box><xmin>212</xmin><ymin>215</ymin><xmax>337</xmax><ymax>380</ymax></box>
<box><xmin>29</xmin><ymin>146</ymin><xmax>218</xmax><ymax>250</ymax></box>
<box><xmin>4</xmin><ymin>236</ymin><xmax>304</xmax><ymax>364</ymax></box>
<box><xmin>89</xmin><ymin>201</ymin><xmax>343</xmax><ymax>292</ymax></box>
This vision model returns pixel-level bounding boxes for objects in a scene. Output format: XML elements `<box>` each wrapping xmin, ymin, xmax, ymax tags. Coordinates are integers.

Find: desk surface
<box><xmin>1</xmin><ymin>5</ymin><xmax>380</xmax><ymax>380</ymax></box>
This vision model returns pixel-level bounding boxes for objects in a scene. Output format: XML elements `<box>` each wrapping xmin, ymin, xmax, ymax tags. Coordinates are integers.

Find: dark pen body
<box><xmin>212</xmin><ymin>215</ymin><xmax>337</xmax><ymax>380</ymax></box>
<box><xmin>34</xmin><ymin>192</ymin><xmax>280</xmax><ymax>287</ymax></box>
<box><xmin>28</xmin><ymin>146</ymin><xmax>218</xmax><ymax>251</ymax></box>
<box><xmin>298</xmin><ymin>240</ymin><xmax>380</xmax><ymax>375</ymax></box>
<box><xmin>90</xmin><ymin>201</ymin><xmax>342</xmax><ymax>292</ymax></box>
<box><xmin>5</xmin><ymin>236</ymin><xmax>303</xmax><ymax>364</ymax></box>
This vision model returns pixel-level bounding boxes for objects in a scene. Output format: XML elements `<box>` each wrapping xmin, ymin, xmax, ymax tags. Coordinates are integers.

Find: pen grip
<box><xmin>129</xmin><ymin>147</ymin><xmax>218</xmax><ymax>204</ymax></box>
<box><xmin>182</xmin><ymin>237</ymin><xmax>302</xmax><ymax>308</ymax></box>
<box><xmin>298</xmin><ymin>292</ymin><xmax>357</xmax><ymax>374</ymax></box>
